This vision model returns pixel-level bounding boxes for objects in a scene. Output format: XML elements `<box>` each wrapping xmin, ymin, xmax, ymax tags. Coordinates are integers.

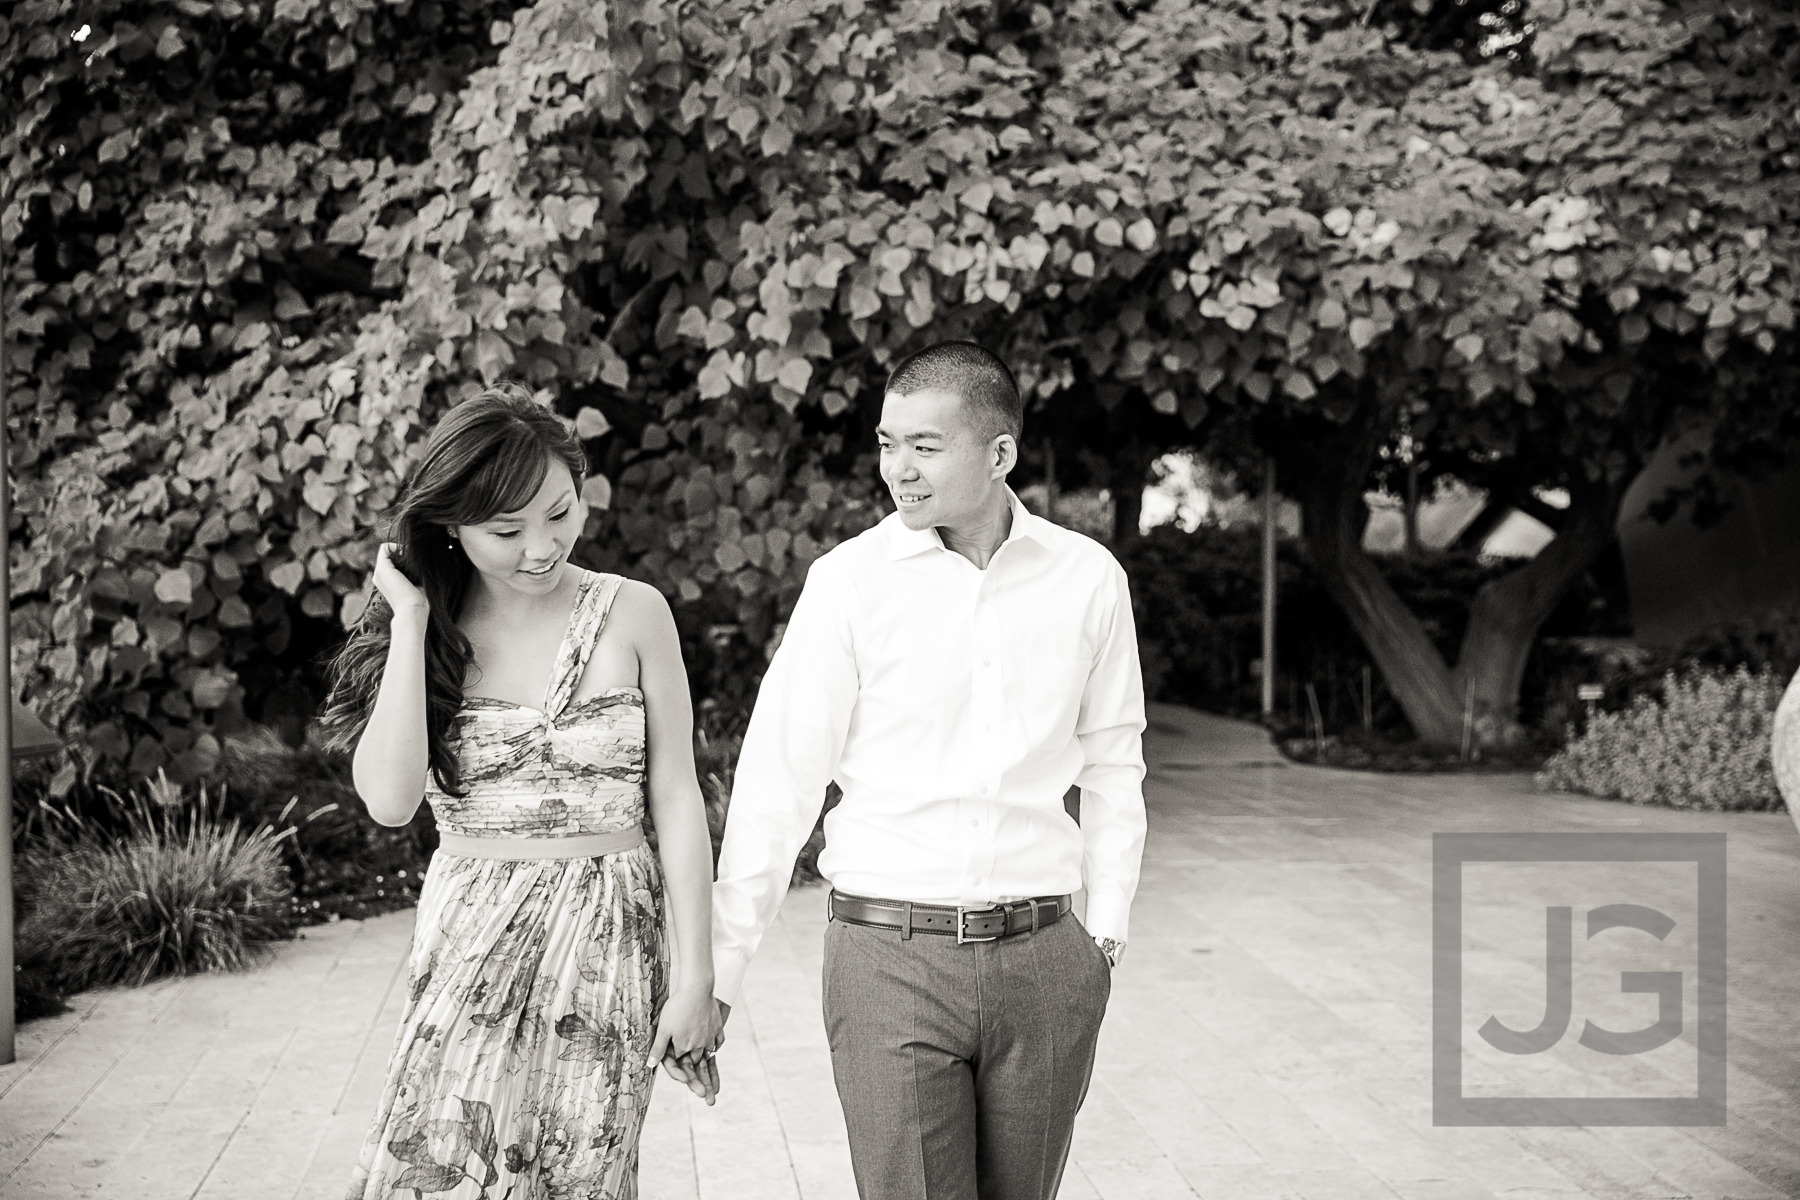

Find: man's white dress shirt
<box><xmin>710</xmin><ymin>489</ymin><xmax>1147</xmax><ymax>1006</ymax></box>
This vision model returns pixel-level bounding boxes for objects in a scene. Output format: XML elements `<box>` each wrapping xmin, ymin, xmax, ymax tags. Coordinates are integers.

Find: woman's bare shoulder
<box><xmin>607</xmin><ymin>576</ymin><xmax>675</xmax><ymax>638</ymax></box>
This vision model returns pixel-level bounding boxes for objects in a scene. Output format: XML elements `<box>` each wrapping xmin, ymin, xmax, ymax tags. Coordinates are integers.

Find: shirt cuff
<box><xmin>712</xmin><ymin>948</ymin><xmax>753</xmax><ymax>1011</ymax></box>
<box><xmin>1082</xmin><ymin>893</ymin><xmax>1133</xmax><ymax>944</ymax></box>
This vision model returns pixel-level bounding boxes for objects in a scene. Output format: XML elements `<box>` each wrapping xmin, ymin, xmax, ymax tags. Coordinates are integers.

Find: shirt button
<box><xmin>979</xmin><ymin>785</ymin><xmax>989</xmax><ymax>795</ymax></box>
<box><xmin>970</xmin><ymin>819</ymin><xmax>979</xmax><ymax>828</ymax></box>
<box><xmin>983</xmin><ymin>657</ymin><xmax>992</xmax><ymax>666</ymax></box>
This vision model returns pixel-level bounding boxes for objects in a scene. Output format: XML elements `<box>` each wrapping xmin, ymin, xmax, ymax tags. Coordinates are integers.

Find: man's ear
<box><xmin>990</xmin><ymin>433</ymin><xmax>1018</xmax><ymax>479</ymax></box>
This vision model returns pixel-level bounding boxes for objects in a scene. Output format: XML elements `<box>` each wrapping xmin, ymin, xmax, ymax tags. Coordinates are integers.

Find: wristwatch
<box><xmin>1094</xmin><ymin>936</ymin><xmax>1124</xmax><ymax>968</ymax></box>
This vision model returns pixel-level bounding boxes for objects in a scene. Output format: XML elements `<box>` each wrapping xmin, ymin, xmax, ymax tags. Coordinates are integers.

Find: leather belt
<box><xmin>436</xmin><ymin>828</ymin><xmax>645</xmax><ymax>860</ymax></box>
<box><xmin>829</xmin><ymin>890</ymin><xmax>1071</xmax><ymax>943</ymax></box>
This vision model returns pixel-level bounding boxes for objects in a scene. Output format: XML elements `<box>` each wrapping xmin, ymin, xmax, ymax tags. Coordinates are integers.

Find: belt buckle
<box><xmin>956</xmin><ymin>904</ymin><xmax>1004</xmax><ymax>944</ymax></box>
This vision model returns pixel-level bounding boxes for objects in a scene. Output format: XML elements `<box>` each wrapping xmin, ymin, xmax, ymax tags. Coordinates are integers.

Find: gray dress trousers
<box><xmin>821</xmin><ymin>906</ymin><xmax>1113</xmax><ymax>1200</ymax></box>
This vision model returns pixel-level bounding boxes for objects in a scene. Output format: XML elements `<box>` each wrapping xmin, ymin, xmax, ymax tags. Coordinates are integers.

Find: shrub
<box><xmin>215</xmin><ymin>728</ymin><xmax>433</xmax><ymax>921</ymax></box>
<box><xmin>1536</xmin><ymin>666</ymin><xmax>1784</xmax><ymax>811</ymax></box>
<box><xmin>17</xmin><ymin>780</ymin><xmax>296</xmax><ymax>996</ymax></box>
<box><xmin>1667</xmin><ymin>605</ymin><xmax>1800</xmax><ymax>684</ymax></box>
<box><xmin>12</xmin><ymin>930</ymin><xmax>71</xmax><ymax>1022</ymax></box>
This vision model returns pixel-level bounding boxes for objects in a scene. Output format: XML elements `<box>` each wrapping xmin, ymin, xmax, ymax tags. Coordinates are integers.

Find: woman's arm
<box><xmin>350</xmin><ymin>545</ymin><xmax>433</xmax><ymax>827</ymax></box>
<box><xmin>626</xmin><ymin>580</ymin><xmax>724</xmax><ymax>1078</ymax></box>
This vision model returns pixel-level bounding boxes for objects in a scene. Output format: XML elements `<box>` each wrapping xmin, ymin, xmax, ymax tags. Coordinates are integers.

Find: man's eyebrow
<box><xmin>874</xmin><ymin>426</ymin><xmax>949</xmax><ymax>442</ymax></box>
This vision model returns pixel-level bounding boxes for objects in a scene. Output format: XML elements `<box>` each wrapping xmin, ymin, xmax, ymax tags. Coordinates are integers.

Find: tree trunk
<box><xmin>1404</xmin><ymin>461</ymin><xmax>1422</xmax><ymax>558</ymax></box>
<box><xmin>1297</xmin><ymin>420</ymin><xmax>1623</xmax><ymax>749</ymax></box>
<box><xmin>1110</xmin><ymin>442</ymin><xmax>1155</xmax><ymax>544</ymax></box>
<box><xmin>1454</xmin><ymin>476</ymin><xmax>1618</xmax><ymax>746</ymax></box>
<box><xmin>1301</xmin><ymin>423</ymin><xmax>1466</xmax><ymax>745</ymax></box>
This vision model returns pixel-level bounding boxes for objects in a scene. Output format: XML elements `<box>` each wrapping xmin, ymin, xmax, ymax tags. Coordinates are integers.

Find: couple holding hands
<box><xmin>329</xmin><ymin>341</ymin><xmax>1148</xmax><ymax>1200</ymax></box>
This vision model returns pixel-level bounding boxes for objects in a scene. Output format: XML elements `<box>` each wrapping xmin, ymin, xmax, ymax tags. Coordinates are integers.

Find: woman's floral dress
<box><xmin>347</xmin><ymin>571</ymin><xmax>668</xmax><ymax>1200</ymax></box>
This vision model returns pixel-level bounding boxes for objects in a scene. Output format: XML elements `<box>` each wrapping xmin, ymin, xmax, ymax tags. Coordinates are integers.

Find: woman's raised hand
<box><xmin>373</xmin><ymin>542</ymin><xmax>430</xmax><ymax>628</ymax></box>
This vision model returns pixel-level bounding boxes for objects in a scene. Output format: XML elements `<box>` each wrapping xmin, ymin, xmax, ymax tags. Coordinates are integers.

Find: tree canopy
<box><xmin>6</xmin><ymin>0</ymin><xmax>1797</xmax><ymax>787</ymax></box>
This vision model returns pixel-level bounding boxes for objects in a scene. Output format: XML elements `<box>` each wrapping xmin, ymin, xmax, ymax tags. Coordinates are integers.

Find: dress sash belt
<box><xmin>436</xmin><ymin>828</ymin><xmax>646</xmax><ymax>861</ymax></box>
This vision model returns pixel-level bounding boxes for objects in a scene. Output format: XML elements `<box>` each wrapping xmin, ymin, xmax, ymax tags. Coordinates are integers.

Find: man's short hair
<box><xmin>885</xmin><ymin>341</ymin><xmax>1023</xmax><ymax>442</ymax></box>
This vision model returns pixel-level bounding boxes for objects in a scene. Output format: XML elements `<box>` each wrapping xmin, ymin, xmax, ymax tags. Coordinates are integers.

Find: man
<box><xmin>710</xmin><ymin>341</ymin><xmax>1147</xmax><ymax>1200</ymax></box>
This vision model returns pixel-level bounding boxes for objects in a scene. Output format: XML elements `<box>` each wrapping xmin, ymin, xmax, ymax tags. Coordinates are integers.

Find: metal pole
<box><xmin>1</xmin><ymin>186</ymin><xmax>15</xmax><ymax>1065</ymax></box>
<box><xmin>1260</xmin><ymin>457</ymin><xmax>1276</xmax><ymax>719</ymax></box>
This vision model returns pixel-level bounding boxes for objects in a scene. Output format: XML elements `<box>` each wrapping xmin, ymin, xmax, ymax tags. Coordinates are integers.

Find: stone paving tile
<box><xmin>0</xmin><ymin>978</ymin><xmax>193</xmax><ymax>1188</ymax></box>
<box><xmin>5</xmin><ymin>716</ymin><xmax>1799</xmax><ymax>1200</ymax></box>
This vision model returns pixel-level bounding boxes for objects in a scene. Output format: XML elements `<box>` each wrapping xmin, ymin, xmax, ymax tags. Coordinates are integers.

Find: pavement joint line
<box><xmin>186</xmin><ymin>1022</ymin><xmax>306</xmax><ymax>1200</ymax></box>
<box><xmin>290</xmin><ymin>918</ymin><xmax>412</xmax><ymax>1200</ymax></box>
<box><xmin>727</xmin><ymin>993</ymin><xmax>807</xmax><ymax>1197</ymax></box>
<box><xmin>676</xmin><ymin>1081</ymin><xmax>700</xmax><ymax>1194</ymax></box>
<box><xmin>1</xmin><ymin>974</ymin><xmax>195</xmax><ymax>1189</ymax></box>
<box><xmin>139</xmin><ymin>990</ymin><xmax>237</xmax><ymax>1129</ymax></box>
<box><xmin>0</xmin><ymin>995</ymin><xmax>104</xmax><ymax>1103</ymax></box>
<box><xmin>325</xmin><ymin>919</ymin><xmax>407</xmax><ymax>1117</ymax></box>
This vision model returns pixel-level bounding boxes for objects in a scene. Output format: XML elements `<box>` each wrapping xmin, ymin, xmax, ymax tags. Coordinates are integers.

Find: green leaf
<box><xmin>776</xmin><ymin>358</ymin><xmax>813</xmax><ymax>394</ymax></box>
<box><xmin>153</xmin><ymin>569</ymin><xmax>194</xmax><ymax>607</ymax></box>
<box><xmin>269</xmin><ymin>561</ymin><xmax>306</xmax><ymax>595</ymax></box>
<box><xmin>598</xmin><ymin>342</ymin><xmax>630</xmax><ymax>390</ymax></box>
<box><xmin>575</xmin><ymin>407</ymin><xmax>612</xmax><ymax>439</ymax></box>
<box><xmin>97</xmin><ymin>133</ymin><xmax>134</xmax><ymax>164</ymax></box>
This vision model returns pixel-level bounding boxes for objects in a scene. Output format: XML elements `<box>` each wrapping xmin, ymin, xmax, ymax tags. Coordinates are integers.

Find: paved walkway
<box><xmin>4</xmin><ymin>709</ymin><xmax>1798</xmax><ymax>1199</ymax></box>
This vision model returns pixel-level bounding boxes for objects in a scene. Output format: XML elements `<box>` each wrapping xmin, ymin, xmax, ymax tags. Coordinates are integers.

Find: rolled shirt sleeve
<box><xmin>1073</xmin><ymin>559</ymin><xmax>1148</xmax><ymax>944</ymax></box>
<box><xmin>710</xmin><ymin>559</ymin><xmax>859</xmax><ymax>1007</ymax></box>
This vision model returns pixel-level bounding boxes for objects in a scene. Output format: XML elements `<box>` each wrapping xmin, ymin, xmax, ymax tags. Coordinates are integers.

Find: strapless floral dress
<box><xmin>347</xmin><ymin>571</ymin><xmax>668</xmax><ymax>1200</ymax></box>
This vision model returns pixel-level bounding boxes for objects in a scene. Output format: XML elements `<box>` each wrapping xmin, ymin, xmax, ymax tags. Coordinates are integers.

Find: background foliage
<box><xmin>1119</xmin><ymin>522</ymin><xmax>1630</xmax><ymax>737</ymax></box>
<box><xmin>5</xmin><ymin>0</ymin><xmax>1798</xmax><ymax>792</ymax></box>
<box><xmin>14</xmin><ymin>777</ymin><xmax>296</xmax><ymax>1013</ymax></box>
<box><xmin>1537</xmin><ymin>665</ymin><xmax>1785</xmax><ymax>810</ymax></box>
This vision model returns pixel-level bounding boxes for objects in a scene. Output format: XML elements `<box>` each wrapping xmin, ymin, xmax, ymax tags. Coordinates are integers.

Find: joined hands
<box><xmin>650</xmin><ymin>996</ymin><xmax>731</xmax><ymax>1105</ymax></box>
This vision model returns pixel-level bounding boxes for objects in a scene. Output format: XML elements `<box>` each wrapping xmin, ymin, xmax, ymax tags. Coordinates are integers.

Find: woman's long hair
<box><xmin>318</xmin><ymin>382</ymin><xmax>587</xmax><ymax>795</ymax></box>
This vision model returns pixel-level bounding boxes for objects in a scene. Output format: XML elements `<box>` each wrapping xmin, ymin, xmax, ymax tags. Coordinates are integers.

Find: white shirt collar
<box><xmin>882</xmin><ymin>487</ymin><xmax>1048</xmax><ymax>561</ymax></box>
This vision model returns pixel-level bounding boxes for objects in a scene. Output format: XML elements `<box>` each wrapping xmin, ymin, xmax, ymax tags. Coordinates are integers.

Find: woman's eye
<box><xmin>550</xmin><ymin>508</ymin><xmax>571</xmax><ymax>522</ymax></box>
<box><xmin>492</xmin><ymin>530</ymin><xmax>519</xmax><ymax>539</ymax></box>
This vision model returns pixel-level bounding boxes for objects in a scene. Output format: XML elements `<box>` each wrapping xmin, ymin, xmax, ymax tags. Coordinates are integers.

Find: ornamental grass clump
<box><xmin>1536</xmin><ymin>666</ymin><xmax>1784</xmax><ymax>812</ymax></box>
<box><xmin>19</xmin><ymin>777</ymin><xmax>296</xmax><ymax>994</ymax></box>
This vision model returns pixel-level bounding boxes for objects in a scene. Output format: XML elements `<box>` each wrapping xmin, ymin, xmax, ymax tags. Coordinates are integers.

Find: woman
<box><xmin>322</xmin><ymin>383</ymin><xmax>721</xmax><ymax>1200</ymax></box>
